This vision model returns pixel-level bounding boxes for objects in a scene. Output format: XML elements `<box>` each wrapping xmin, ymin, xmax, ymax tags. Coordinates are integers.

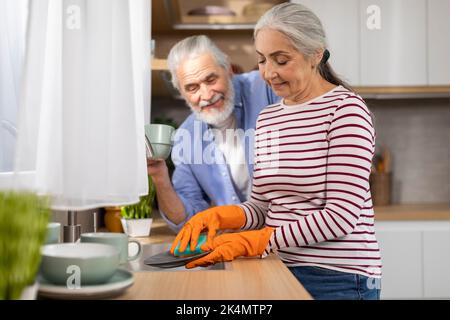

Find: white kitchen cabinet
<box><xmin>359</xmin><ymin>0</ymin><xmax>427</xmax><ymax>86</ymax></box>
<box><xmin>423</xmin><ymin>227</ymin><xmax>450</xmax><ymax>298</ymax></box>
<box><xmin>376</xmin><ymin>222</ymin><xmax>423</xmax><ymax>299</ymax></box>
<box><xmin>291</xmin><ymin>0</ymin><xmax>360</xmax><ymax>85</ymax></box>
<box><xmin>427</xmin><ymin>0</ymin><xmax>450</xmax><ymax>85</ymax></box>
<box><xmin>291</xmin><ymin>0</ymin><xmax>450</xmax><ymax>88</ymax></box>
<box><xmin>376</xmin><ymin>220</ymin><xmax>450</xmax><ymax>299</ymax></box>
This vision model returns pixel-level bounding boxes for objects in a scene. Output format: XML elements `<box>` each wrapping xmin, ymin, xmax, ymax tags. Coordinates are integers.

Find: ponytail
<box><xmin>318</xmin><ymin>49</ymin><xmax>353</xmax><ymax>91</ymax></box>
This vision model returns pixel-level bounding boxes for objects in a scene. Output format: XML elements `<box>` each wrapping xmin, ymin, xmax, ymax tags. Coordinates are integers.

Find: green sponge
<box><xmin>174</xmin><ymin>234</ymin><xmax>207</xmax><ymax>256</ymax></box>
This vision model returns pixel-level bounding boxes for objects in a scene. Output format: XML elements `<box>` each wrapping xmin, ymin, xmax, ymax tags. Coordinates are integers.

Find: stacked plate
<box><xmin>144</xmin><ymin>234</ymin><xmax>209</xmax><ymax>268</ymax></box>
<box><xmin>143</xmin><ymin>250</ymin><xmax>210</xmax><ymax>268</ymax></box>
<box><xmin>38</xmin><ymin>243</ymin><xmax>134</xmax><ymax>299</ymax></box>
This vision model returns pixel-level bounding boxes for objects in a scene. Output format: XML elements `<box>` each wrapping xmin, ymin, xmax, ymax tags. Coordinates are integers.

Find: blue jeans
<box><xmin>289</xmin><ymin>266</ymin><xmax>381</xmax><ymax>300</ymax></box>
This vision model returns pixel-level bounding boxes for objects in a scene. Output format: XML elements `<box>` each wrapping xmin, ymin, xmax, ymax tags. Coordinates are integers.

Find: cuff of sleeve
<box><xmin>261</xmin><ymin>243</ymin><xmax>272</xmax><ymax>258</ymax></box>
<box><xmin>159</xmin><ymin>200</ymin><xmax>196</xmax><ymax>233</ymax></box>
<box><xmin>261</xmin><ymin>228</ymin><xmax>275</xmax><ymax>259</ymax></box>
<box><xmin>158</xmin><ymin>210</ymin><xmax>189</xmax><ymax>233</ymax></box>
<box><xmin>237</xmin><ymin>204</ymin><xmax>252</xmax><ymax>230</ymax></box>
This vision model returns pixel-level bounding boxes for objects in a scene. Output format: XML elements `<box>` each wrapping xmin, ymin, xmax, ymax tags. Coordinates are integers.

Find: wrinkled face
<box><xmin>255</xmin><ymin>28</ymin><xmax>321</xmax><ymax>104</ymax></box>
<box><xmin>177</xmin><ymin>53</ymin><xmax>234</xmax><ymax>126</ymax></box>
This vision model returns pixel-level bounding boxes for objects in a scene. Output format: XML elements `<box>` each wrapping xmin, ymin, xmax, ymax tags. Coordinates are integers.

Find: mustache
<box><xmin>199</xmin><ymin>93</ymin><xmax>224</xmax><ymax>108</ymax></box>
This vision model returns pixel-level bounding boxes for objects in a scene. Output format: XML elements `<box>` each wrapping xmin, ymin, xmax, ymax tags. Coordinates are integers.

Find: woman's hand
<box><xmin>185</xmin><ymin>227</ymin><xmax>274</xmax><ymax>269</ymax></box>
<box><xmin>170</xmin><ymin>205</ymin><xmax>246</xmax><ymax>255</ymax></box>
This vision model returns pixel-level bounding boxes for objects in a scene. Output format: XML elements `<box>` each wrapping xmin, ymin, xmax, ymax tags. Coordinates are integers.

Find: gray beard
<box><xmin>188</xmin><ymin>80</ymin><xmax>235</xmax><ymax>126</ymax></box>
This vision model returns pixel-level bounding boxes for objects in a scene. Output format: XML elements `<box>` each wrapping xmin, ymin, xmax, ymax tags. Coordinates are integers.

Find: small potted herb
<box><xmin>120</xmin><ymin>175</ymin><xmax>156</xmax><ymax>237</ymax></box>
<box><xmin>0</xmin><ymin>191</ymin><xmax>50</xmax><ymax>299</ymax></box>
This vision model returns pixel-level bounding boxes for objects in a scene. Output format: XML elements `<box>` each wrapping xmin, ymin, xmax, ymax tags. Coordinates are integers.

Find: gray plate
<box><xmin>143</xmin><ymin>250</ymin><xmax>210</xmax><ymax>268</ymax></box>
<box><xmin>125</xmin><ymin>243</ymin><xmax>225</xmax><ymax>272</ymax></box>
<box><xmin>37</xmin><ymin>268</ymin><xmax>134</xmax><ymax>300</ymax></box>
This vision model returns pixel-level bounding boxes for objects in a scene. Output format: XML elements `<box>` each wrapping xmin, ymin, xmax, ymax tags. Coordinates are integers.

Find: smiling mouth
<box><xmin>200</xmin><ymin>96</ymin><xmax>224</xmax><ymax>110</ymax></box>
<box><xmin>271</xmin><ymin>82</ymin><xmax>287</xmax><ymax>88</ymax></box>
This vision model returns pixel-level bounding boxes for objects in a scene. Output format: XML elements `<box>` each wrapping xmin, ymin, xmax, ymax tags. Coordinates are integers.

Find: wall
<box><xmin>369</xmin><ymin>98</ymin><xmax>450</xmax><ymax>204</ymax></box>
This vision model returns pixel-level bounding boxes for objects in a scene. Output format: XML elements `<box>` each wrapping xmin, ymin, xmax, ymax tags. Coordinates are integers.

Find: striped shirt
<box><xmin>239</xmin><ymin>85</ymin><xmax>382</xmax><ymax>278</ymax></box>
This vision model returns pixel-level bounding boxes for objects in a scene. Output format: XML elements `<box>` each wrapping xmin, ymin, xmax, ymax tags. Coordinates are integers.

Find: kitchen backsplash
<box><xmin>368</xmin><ymin>98</ymin><xmax>450</xmax><ymax>204</ymax></box>
<box><xmin>151</xmin><ymin>97</ymin><xmax>450</xmax><ymax>205</ymax></box>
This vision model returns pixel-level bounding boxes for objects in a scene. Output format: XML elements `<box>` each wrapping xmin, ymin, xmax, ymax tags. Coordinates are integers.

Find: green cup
<box><xmin>80</xmin><ymin>232</ymin><xmax>141</xmax><ymax>264</ymax></box>
<box><xmin>45</xmin><ymin>222</ymin><xmax>61</xmax><ymax>244</ymax></box>
<box><xmin>41</xmin><ymin>243</ymin><xmax>119</xmax><ymax>285</ymax></box>
<box><xmin>144</xmin><ymin>123</ymin><xmax>175</xmax><ymax>160</ymax></box>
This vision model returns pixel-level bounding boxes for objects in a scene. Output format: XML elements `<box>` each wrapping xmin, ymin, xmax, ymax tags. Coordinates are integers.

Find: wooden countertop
<box><xmin>375</xmin><ymin>204</ymin><xmax>450</xmax><ymax>221</ymax></box>
<box><xmin>117</xmin><ymin>218</ymin><xmax>311</xmax><ymax>300</ymax></box>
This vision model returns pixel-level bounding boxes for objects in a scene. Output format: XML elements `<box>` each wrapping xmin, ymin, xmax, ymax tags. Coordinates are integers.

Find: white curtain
<box><xmin>0</xmin><ymin>0</ymin><xmax>150</xmax><ymax>210</ymax></box>
<box><xmin>0</xmin><ymin>0</ymin><xmax>28</xmax><ymax>172</ymax></box>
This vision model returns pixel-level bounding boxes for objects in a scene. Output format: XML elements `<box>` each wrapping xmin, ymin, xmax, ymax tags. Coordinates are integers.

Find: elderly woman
<box><xmin>171</xmin><ymin>3</ymin><xmax>381</xmax><ymax>300</ymax></box>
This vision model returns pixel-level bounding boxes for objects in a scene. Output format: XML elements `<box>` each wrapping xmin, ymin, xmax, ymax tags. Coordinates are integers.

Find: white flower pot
<box><xmin>120</xmin><ymin>218</ymin><xmax>153</xmax><ymax>237</ymax></box>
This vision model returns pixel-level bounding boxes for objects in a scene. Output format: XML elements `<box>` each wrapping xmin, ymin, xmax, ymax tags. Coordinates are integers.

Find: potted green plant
<box><xmin>0</xmin><ymin>191</ymin><xmax>50</xmax><ymax>299</ymax></box>
<box><xmin>120</xmin><ymin>175</ymin><xmax>156</xmax><ymax>237</ymax></box>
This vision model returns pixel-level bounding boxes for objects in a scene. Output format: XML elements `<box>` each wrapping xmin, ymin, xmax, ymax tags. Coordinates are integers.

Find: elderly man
<box><xmin>148</xmin><ymin>35</ymin><xmax>279</xmax><ymax>232</ymax></box>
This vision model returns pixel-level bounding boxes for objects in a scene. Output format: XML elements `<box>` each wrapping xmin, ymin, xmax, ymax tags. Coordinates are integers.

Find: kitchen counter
<box><xmin>116</xmin><ymin>218</ymin><xmax>311</xmax><ymax>300</ymax></box>
<box><xmin>375</xmin><ymin>204</ymin><xmax>450</xmax><ymax>221</ymax></box>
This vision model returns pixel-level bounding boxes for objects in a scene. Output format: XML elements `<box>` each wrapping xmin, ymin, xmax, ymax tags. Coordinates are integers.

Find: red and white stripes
<box><xmin>239</xmin><ymin>86</ymin><xmax>381</xmax><ymax>278</ymax></box>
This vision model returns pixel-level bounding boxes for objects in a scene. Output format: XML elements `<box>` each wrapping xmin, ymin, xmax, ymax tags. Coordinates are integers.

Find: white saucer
<box><xmin>37</xmin><ymin>269</ymin><xmax>134</xmax><ymax>299</ymax></box>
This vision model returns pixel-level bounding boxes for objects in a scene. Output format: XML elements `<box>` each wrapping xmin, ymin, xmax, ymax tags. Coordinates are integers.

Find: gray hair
<box><xmin>167</xmin><ymin>35</ymin><xmax>231</xmax><ymax>90</ymax></box>
<box><xmin>254</xmin><ymin>2</ymin><xmax>351</xmax><ymax>90</ymax></box>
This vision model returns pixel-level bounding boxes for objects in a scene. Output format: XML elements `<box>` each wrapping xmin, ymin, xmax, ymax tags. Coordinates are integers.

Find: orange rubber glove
<box><xmin>170</xmin><ymin>205</ymin><xmax>246</xmax><ymax>255</ymax></box>
<box><xmin>185</xmin><ymin>226</ymin><xmax>274</xmax><ymax>269</ymax></box>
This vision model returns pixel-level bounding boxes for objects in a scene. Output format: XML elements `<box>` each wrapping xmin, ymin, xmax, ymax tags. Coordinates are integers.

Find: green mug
<box><xmin>45</xmin><ymin>222</ymin><xmax>61</xmax><ymax>244</ymax></box>
<box><xmin>144</xmin><ymin>123</ymin><xmax>175</xmax><ymax>160</ymax></box>
<box><xmin>80</xmin><ymin>232</ymin><xmax>141</xmax><ymax>264</ymax></box>
<box><xmin>41</xmin><ymin>243</ymin><xmax>119</xmax><ymax>285</ymax></box>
